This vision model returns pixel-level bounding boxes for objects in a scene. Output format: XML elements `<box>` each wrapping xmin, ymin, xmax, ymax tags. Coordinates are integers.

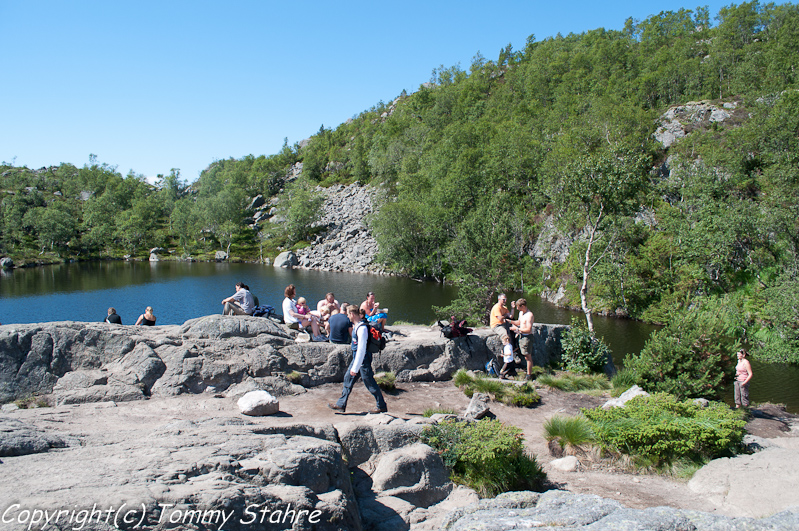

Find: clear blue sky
<box><xmin>2</xmin><ymin>1</ymin><xmax>730</xmax><ymax>184</ymax></box>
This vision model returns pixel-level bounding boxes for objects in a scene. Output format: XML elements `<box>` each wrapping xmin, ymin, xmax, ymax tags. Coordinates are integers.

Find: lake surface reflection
<box><xmin>1</xmin><ymin>261</ymin><xmax>797</xmax><ymax>412</ymax></box>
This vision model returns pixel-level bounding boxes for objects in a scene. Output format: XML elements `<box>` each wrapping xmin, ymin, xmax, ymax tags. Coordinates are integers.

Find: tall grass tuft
<box><xmin>610</xmin><ymin>369</ymin><xmax>639</xmax><ymax>397</ymax></box>
<box><xmin>543</xmin><ymin>415</ymin><xmax>595</xmax><ymax>451</ymax></box>
<box><xmin>537</xmin><ymin>372</ymin><xmax>610</xmax><ymax>392</ymax></box>
<box><xmin>375</xmin><ymin>371</ymin><xmax>396</xmax><ymax>391</ymax></box>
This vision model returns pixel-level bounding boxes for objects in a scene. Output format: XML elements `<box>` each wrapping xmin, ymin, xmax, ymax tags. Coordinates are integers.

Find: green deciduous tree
<box><xmin>274</xmin><ymin>177</ymin><xmax>323</xmax><ymax>247</ymax></box>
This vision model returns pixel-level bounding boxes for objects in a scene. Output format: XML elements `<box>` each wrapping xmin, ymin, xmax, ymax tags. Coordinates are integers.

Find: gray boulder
<box><xmin>370</xmin><ymin>442</ymin><xmax>452</xmax><ymax>508</ymax></box>
<box><xmin>337</xmin><ymin>420</ymin><xmax>424</xmax><ymax>467</ymax></box>
<box><xmin>442</xmin><ymin>489</ymin><xmax>799</xmax><ymax>530</ymax></box>
<box><xmin>274</xmin><ymin>251</ymin><xmax>298</xmax><ymax>268</ymax></box>
<box><xmin>52</xmin><ymin>369</ymin><xmax>145</xmax><ymax>405</ymax></box>
<box><xmin>238</xmin><ymin>390</ymin><xmax>280</xmax><ymax>416</ymax></box>
<box><xmin>0</xmin><ymin>417</ymin><xmax>361</xmax><ymax>531</ymax></box>
<box><xmin>0</xmin><ymin>257</ymin><xmax>13</xmax><ymax>270</ymax></box>
<box><xmin>215</xmin><ymin>250</ymin><xmax>228</xmax><ymax>261</ymax></box>
<box><xmin>602</xmin><ymin>384</ymin><xmax>649</xmax><ymax>409</ymax></box>
<box><xmin>0</xmin><ymin>417</ymin><xmax>74</xmax><ymax>457</ymax></box>
<box><xmin>461</xmin><ymin>392</ymin><xmax>490</xmax><ymax>420</ymax></box>
<box><xmin>0</xmin><ymin>319</ymin><xmax>568</xmax><ymax>404</ymax></box>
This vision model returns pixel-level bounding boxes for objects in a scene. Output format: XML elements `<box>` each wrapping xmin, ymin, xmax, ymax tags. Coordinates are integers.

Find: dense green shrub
<box><xmin>422</xmin><ymin>418</ymin><xmax>546</xmax><ymax>497</ymax></box>
<box><xmin>582</xmin><ymin>393</ymin><xmax>746</xmax><ymax>467</ymax></box>
<box><xmin>561</xmin><ymin>319</ymin><xmax>612</xmax><ymax>374</ymax></box>
<box><xmin>623</xmin><ymin>308</ymin><xmax>737</xmax><ymax>400</ymax></box>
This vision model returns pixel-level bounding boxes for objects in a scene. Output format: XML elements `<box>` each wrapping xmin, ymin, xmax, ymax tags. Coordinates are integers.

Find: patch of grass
<box><xmin>423</xmin><ymin>408</ymin><xmax>457</xmax><ymax>417</ymax></box>
<box><xmin>12</xmin><ymin>395</ymin><xmax>51</xmax><ymax>409</ymax></box>
<box><xmin>285</xmin><ymin>371</ymin><xmax>304</xmax><ymax>384</ymax></box>
<box><xmin>537</xmin><ymin>372</ymin><xmax>611</xmax><ymax>392</ymax></box>
<box><xmin>453</xmin><ymin>369</ymin><xmax>541</xmax><ymax>407</ymax></box>
<box><xmin>543</xmin><ymin>415</ymin><xmax>595</xmax><ymax>452</ymax></box>
<box><xmin>375</xmin><ymin>371</ymin><xmax>396</xmax><ymax>391</ymax></box>
<box><xmin>610</xmin><ymin>369</ymin><xmax>639</xmax><ymax>397</ymax></box>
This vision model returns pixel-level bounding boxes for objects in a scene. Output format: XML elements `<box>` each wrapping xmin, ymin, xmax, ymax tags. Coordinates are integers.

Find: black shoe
<box><xmin>328</xmin><ymin>403</ymin><xmax>345</xmax><ymax>412</ymax></box>
<box><xmin>369</xmin><ymin>407</ymin><xmax>388</xmax><ymax>414</ymax></box>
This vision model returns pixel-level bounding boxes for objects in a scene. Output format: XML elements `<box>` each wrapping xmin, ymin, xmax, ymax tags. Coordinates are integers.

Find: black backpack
<box><xmin>365</xmin><ymin>323</ymin><xmax>386</xmax><ymax>353</ymax></box>
<box><xmin>439</xmin><ymin>316</ymin><xmax>472</xmax><ymax>339</ymax></box>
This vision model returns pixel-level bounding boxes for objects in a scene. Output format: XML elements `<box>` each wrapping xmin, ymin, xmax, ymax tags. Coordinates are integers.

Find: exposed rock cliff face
<box><xmin>294</xmin><ymin>183</ymin><xmax>385</xmax><ymax>274</ymax></box>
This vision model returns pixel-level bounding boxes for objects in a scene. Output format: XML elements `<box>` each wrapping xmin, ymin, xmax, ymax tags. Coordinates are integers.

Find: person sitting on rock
<box><xmin>104</xmin><ymin>307</ymin><xmax>122</xmax><ymax>324</ymax></box>
<box><xmin>222</xmin><ymin>282</ymin><xmax>255</xmax><ymax>316</ymax></box>
<box><xmin>360</xmin><ymin>291</ymin><xmax>387</xmax><ymax>330</ymax></box>
<box><xmin>328</xmin><ymin>303</ymin><xmax>353</xmax><ymax>344</ymax></box>
<box><xmin>296</xmin><ymin>297</ymin><xmax>310</xmax><ymax>316</ymax></box>
<box><xmin>317</xmin><ymin>292</ymin><xmax>340</xmax><ymax>314</ymax></box>
<box><xmin>282</xmin><ymin>284</ymin><xmax>326</xmax><ymax>341</ymax></box>
<box><xmin>135</xmin><ymin>306</ymin><xmax>156</xmax><ymax>326</ymax></box>
<box><xmin>489</xmin><ymin>293</ymin><xmax>516</xmax><ymax>350</ymax></box>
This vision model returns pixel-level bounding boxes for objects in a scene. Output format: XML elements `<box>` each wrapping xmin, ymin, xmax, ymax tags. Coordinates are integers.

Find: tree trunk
<box><xmin>581</xmin><ymin>205</ymin><xmax>604</xmax><ymax>335</ymax></box>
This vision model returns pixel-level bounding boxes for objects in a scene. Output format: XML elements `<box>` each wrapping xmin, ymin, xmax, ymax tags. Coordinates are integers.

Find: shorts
<box><xmin>492</xmin><ymin>324</ymin><xmax>509</xmax><ymax>341</ymax></box>
<box><xmin>518</xmin><ymin>335</ymin><xmax>531</xmax><ymax>357</ymax></box>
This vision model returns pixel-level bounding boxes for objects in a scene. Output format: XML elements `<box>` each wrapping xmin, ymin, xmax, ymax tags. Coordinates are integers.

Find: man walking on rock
<box><xmin>328</xmin><ymin>306</ymin><xmax>387</xmax><ymax>414</ymax></box>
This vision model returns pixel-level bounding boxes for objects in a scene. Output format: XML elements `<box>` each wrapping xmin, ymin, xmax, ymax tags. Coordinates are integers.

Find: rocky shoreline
<box><xmin>1</xmin><ymin>317</ymin><xmax>798</xmax><ymax>530</ymax></box>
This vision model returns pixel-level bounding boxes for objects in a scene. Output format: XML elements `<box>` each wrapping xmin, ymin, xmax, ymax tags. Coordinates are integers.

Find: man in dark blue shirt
<box><xmin>328</xmin><ymin>303</ymin><xmax>352</xmax><ymax>344</ymax></box>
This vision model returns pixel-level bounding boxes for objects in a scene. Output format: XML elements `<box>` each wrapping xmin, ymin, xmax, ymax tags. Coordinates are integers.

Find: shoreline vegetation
<box><xmin>3</xmin><ymin>2</ymin><xmax>798</xmax><ymax>366</ymax></box>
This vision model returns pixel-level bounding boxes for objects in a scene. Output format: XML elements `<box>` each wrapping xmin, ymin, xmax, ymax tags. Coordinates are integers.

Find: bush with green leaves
<box><xmin>421</xmin><ymin>418</ymin><xmax>546</xmax><ymax>497</ymax></box>
<box><xmin>582</xmin><ymin>393</ymin><xmax>746</xmax><ymax>467</ymax></box>
<box><xmin>560</xmin><ymin>319</ymin><xmax>612</xmax><ymax>374</ymax></box>
<box><xmin>623</xmin><ymin>307</ymin><xmax>738</xmax><ymax>400</ymax></box>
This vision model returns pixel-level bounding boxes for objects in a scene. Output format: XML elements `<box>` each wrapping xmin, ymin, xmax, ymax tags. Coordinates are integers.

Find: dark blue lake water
<box><xmin>1</xmin><ymin>261</ymin><xmax>796</xmax><ymax>412</ymax></box>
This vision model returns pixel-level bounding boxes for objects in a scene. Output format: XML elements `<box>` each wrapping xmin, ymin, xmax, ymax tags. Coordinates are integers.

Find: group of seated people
<box><xmin>281</xmin><ymin>284</ymin><xmax>388</xmax><ymax>343</ymax></box>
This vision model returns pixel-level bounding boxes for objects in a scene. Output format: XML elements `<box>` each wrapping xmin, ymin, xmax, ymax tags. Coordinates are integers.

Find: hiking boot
<box><xmin>313</xmin><ymin>335</ymin><xmax>328</xmax><ymax>342</ymax></box>
<box><xmin>328</xmin><ymin>403</ymin><xmax>345</xmax><ymax>412</ymax></box>
<box><xmin>369</xmin><ymin>407</ymin><xmax>388</xmax><ymax>414</ymax></box>
<box><xmin>525</xmin><ymin>374</ymin><xmax>534</xmax><ymax>381</ymax></box>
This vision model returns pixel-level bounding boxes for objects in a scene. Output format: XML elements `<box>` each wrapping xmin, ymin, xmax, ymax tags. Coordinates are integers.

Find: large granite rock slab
<box><xmin>0</xmin><ymin>318</ymin><xmax>570</xmax><ymax>404</ymax></box>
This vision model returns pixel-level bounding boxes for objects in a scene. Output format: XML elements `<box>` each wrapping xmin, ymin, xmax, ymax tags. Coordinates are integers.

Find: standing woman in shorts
<box><xmin>734</xmin><ymin>349</ymin><xmax>753</xmax><ymax>408</ymax></box>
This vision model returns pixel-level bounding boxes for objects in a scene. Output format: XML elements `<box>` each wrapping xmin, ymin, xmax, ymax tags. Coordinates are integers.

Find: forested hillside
<box><xmin>2</xmin><ymin>2</ymin><xmax>797</xmax><ymax>363</ymax></box>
